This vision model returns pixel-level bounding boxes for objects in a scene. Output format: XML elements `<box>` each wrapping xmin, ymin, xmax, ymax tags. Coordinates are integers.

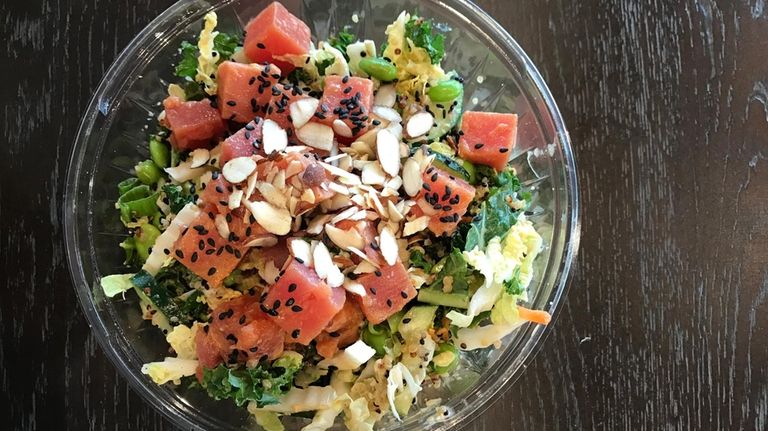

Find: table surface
<box><xmin>3</xmin><ymin>0</ymin><xmax>768</xmax><ymax>429</ymax></box>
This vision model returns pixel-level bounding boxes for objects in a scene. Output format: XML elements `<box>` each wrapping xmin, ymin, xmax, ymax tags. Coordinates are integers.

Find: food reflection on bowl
<box><xmin>65</xmin><ymin>0</ymin><xmax>579</xmax><ymax>430</ymax></box>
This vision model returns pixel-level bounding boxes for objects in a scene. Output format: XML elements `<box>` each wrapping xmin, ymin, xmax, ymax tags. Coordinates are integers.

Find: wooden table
<box><xmin>3</xmin><ymin>0</ymin><xmax>767</xmax><ymax>429</ymax></box>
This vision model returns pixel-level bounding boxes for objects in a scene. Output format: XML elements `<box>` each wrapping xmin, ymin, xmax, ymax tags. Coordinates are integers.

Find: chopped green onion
<box><xmin>358</xmin><ymin>57</ymin><xmax>397</xmax><ymax>82</ymax></box>
<box><xmin>362</xmin><ymin>323</ymin><xmax>389</xmax><ymax>356</ymax></box>
<box><xmin>118</xmin><ymin>184</ymin><xmax>150</xmax><ymax>203</ymax></box>
<box><xmin>135</xmin><ymin>160</ymin><xmax>162</xmax><ymax>185</ymax></box>
<box><xmin>117</xmin><ymin>177</ymin><xmax>141</xmax><ymax>196</ymax></box>
<box><xmin>135</xmin><ymin>222</ymin><xmax>162</xmax><ymax>262</ymax></box>
<box><xmin>149</xmin><ymin>137</ymin><xmax>171</xmax><ymax>168</ymax></box>
<box><xmin>119</xmin><ymin>192</ymin><xmax>160</xmax><ymax>221</ymax></box>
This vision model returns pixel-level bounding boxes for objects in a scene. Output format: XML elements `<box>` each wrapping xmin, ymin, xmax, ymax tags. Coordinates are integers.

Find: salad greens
<box><xmin>464</xmin><ymin>168</ymin><xmax>527</xmax><ymax>252</ymax></box>
<box><xmin>404</xmin><ymin>16</ymin><xmax>445</xmax><ymax>64</ymax></box>
<box><xmin>328</xmin><ymin>26</ymin><xmax>356</xmax><ymax>60</ymax></box>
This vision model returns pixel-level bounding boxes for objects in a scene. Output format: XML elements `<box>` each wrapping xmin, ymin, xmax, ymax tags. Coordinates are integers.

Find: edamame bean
<box><xmin>149</xmin><ymin>137</ymin><xmax>170</xmax><ymax>168</ymax></box>
<box><xmin>135</xmin><ymin>160</ymin><xmax>162</xmax><ymax>185</ymax></box>
<box><xmin>431</xmin><ymin>342</ymin><xmax>460</xmax><ymax>374</ymax></box>
<box><xmin>359</xmin><ymin>57</ymin><xmax>397</xmax><ymax>82</ymax></box>
<box><xmin>427</xmin><ymin>79</ymin><xmax>463</xmax><ymax>103</ymax></box>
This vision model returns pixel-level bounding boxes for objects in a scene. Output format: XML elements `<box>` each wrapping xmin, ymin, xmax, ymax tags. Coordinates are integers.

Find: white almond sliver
<box><xmin>387</xmin><ymin>200</ymin><xmax>404</xmax><ymax>222</ymax></box>
<box><xmin>374</xmin><ymin>85</ymin><xmax>396</xmax><ymax>108</ymax></box>
<box><xmin>245</xmin><ymin>172</ymin><xmax>259</xmax><ymax>200</ymax></box>
<box><xmin>243</xmin><ymin>200</ymin><xmax>292</xmax><ymax>235</ymax></box>
<box><xmin>405</xmin><ymin>111</ymin><xmax>434</xmax><ymax>138</ymax></box>
<box><xmin>228</xmin><ymin>189</ymin><xmax>244</xmax><ymax>210</ymax></box>
<box><xmin>313</xmin><ymin>242</ymin><xmax>343</xmax><ymax>287</ymax></box>
<box><xmin>289</xmin><ymin>97</ymin><xmax>320</xmax><ymax>129</ymax></box>
<box><xmin>327</xmin><ymin>182</ymin><xmax>349</xmax><ymax>195</ymax></box>
<box><xmin>330</xmin><ymin>206</ymin><xmax>359</xmax><ymax>224</ymax></box>
<box><xmin>214</xmin><ymin>214</ymin><xmax>230</xmax><ymax>239</ymax></box>
<box><xmin>272</xmin><ymin>170</ymin><xmax>286</xmax><ymax>190</ymax></box>
<box><xmin>244</xmin><ymin>235</ymin><xmax>278</xmax><ymax>248</ymax></box>
<box><xmin>403</xmin><ymin>216</ymin><xmax>430</xmax><ymax>236</ymax></box>
<box><xmin>297</xmin><ymin>122</ymin><xmax>335</xmax><ymax>151</ymax></box>
<box><xmin>379</xmin><ymin>226</ymin><xmax>398</xmax><ymax>266</ymax></box>
<box><xmin>402</xmin><ymin>158</ymin><xmax>422</xmax><ymax>197</ymax></box>
<box><xmin>222</xmin><ymin>157</ymin><xmax>256</xmax><ymax>183</ymax></box>
<box><xmin>372</xmin><ymin>106</ymin><xmax>402</xmax><ymax>123</ymax></box>
<box><xmin>307</xmin><ymin>214</ymin><xmax>333</xmax><ymax>235</ymax></box>
<box><xmin>165</xmin><ymin>160</ymin><xmax>205</xmax><ymax>183</ymax></box>
<box><xmin>285</xmin><ymin>160</ymin><xmax>305</xmax><ymax>178</ymax></box>
<box><xmin>290</xmin><ymin>239</ymin><xmax>313</xmax><ymax>267</ymax></box>
<box><xmin>257</xmin><ymin>182</ymin><xmax>287</xmax><ymax>209</ymax></box>
<box><xmin>343</xmin><ymin>280</ymin><xmax>367</xmax><ymax>297</ymax></box>
<box><xmin>354</xmin><ymin>260</ymin><xmax>378</xmax><ymax>274</ymax></box>
<box><xmin>262</xmin><ymin>119</ymin><xmax>288</xmax><ymax>154</ymax></box>
<box><xmin>189</xmin><ymin>148</ymin><xmax>210</xmax><ymax>168</ymax></box>
<box><xmin>319</xmin><ymin>162</ymin><xmax>361</xmax><ymax>185</ymax></box>
<box><xmin>332</xmin><ymin>119</ymin><xmax>354</xmax><ymax>138</ymax></box>
<box><xmin>325</xmin><ymin>223</ymin><xmax>365</xmax><ymax>250</ymax></box>
<box><xmin>300</xmin><ymin>188</ymin><xmax>316</xmax><ymax>204</ymax></box>
<box><xmin>361</xmin><ymin>162</ymin><xmax>387</xmax><ymax>186</ymax></box>
<box><xmin>376</xmin><ymin>129</ymin><xmax>401</xmax><ymax>176</ymax></box>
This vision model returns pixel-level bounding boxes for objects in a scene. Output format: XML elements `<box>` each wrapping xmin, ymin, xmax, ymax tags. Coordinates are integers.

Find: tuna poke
<box><xmin>100</xmin><ymin>2</ymin><xmax>551</xmax><ymax>429</ymax></box>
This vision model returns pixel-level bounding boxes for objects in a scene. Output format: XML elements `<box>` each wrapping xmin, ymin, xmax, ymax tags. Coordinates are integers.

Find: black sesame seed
<box><xmin>208</xmin><ymin>267</ymin><xmax>217</xmax><ymax>276</ymax></box>
<box><xmin>499</xmin><ymin>147</ymin><xmax>509</xmax><ymax>153</ymax></box>
<box><xmin>374</xmin><ymin>270</ymin><xmax>382</xmax><ymax>277</ymax></box>
<box><xmin>422</xmin><ymin>182</ymin><xmax>431</xmax><ymax>191</ymax></box>
<box><xmin>207</xmin><ymin>238</ymin><xmax>216</xmax><ymax>247</ymax></box>
<box><xmin>460</xmin><ymin>343</ymin><xmax>467</xmax><ymax>349</ymax></box>
<box><xmin>257</xmin><ymin>42</ymin><xmax>266</xmax><ymax>49</ymax></box>
<box><xmin>205</xmin><ymin>249</ymin><xmax>215</xmax><ymax>255</ymax></box>
<box><xmin>386</xmin><ymin>299</ymin><xmax>393</xmax><ymax>307</ymax></box>
<box><xmin>288</xmin><ymin>283</ymin><xmax>297</xmax><ymax>292</ymax></box>
<box><xmin>402</xmin><ymin>318</ymin><xmax>412</xmax><ymax>324</ymax></box>
<box><xmin>400</xmin><ymin>291</ymin><xmax>408</xmax><ymax>298</ymax></box>
<box><xmin>291</xmin><ymin>305</ymin><xmax>303</xmax><ymax>312</ymax></box>
<box><xmin>191</xmin><ymin>252</ymin><xmax>198</xmax><ymax>263</ymax></box>
<box><xmin>226</xmin><ymin>334</ymin><xmax>238</xmax><ymax>344</ymax></box>
<box><xmin>286</xmin><ymin>298</ymin><xmax>295</xmax><ymax>307</ymax></box>
<box><xmin>431</xmin><ymin>173</ymin><xmax>438</xmax><ymax>182</ymax></box>
<box><xmin>370</xmin><ymin>287</ymin><xmax>377</xmax><ymax>295</ymax></box>
<box><xmin>249</xmin><ymin>346</ymin><xmax>259</xmax><ymax>352</ymax></box>
<box><xmin>175</xmin><ymin>250</ymin><xmax>184</xmax><ymax>259</ymax></box>
<box><xmin>329</xmin><ymin>331</ymin><xmax>340</xmax><ymax>338</ymax></box>
<box><xmin>291</xmin><ymin>329</ymin><xmax>300</xmax><ymax>339</ymax></box>
<box><xmin>474</xmin><ymin>143</ymin><xmax>484</xmax><ymax>149</ymax></box>
<box><xmin>163</xmin><ymin>248</ymin><xmax>170</xmax><ymax>255</ymax></box>
<box><xmin>226</xmin><ymin>100</ymin><xmax>237</xmax><ymax>107</ymax></box>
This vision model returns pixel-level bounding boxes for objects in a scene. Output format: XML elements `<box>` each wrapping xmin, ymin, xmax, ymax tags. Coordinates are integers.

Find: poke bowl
<box><xmin>64</xmin><ymin>0</ymin><xmax>580</xmax><ymax>430</ymax></box>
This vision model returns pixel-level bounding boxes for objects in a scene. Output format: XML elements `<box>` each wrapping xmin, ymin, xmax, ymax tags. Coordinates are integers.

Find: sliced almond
<box><xmin>325</xmin><ymin>223</ymin><xmax>365</xmax><ymax>250</ymax></box>
<box><xmin>214</xmin><ymin>214</ymin><xmax>230</xmax><ymax>239</ymax></box>
<box><xmin>288</xmin><ymin>196</ymin><xmax>299</xmax><ymax>215</ymax></box>
<box><xmin>285</xmin><ymin>160</ymin><xmax>305</xmax><ymax>178</ymax></box>
<box><xmin>262</xmin><ymin>119</ymin><xmax>288</xmax><ymax>154</ymax></box>
<box><xmin>260</xmin><ymin>260</ymin><xmax>280</xmax><ymax>284</ymax></box>
<box><xmin>385</xmin><ymin>176</ymin><xmax>402</xmax><ymax>191</ymax></box>
<box><xmin>283</xmin><ymin>145</ymin><xmax>310</xmax><ymax>153</ymax></box>
<box><xmin>319</xmin><ymin>162</ymin><xmax>361</xmax><ymax>185</ymax></box>
<box><xmin>386</xmin><ymin>121</ymin><xmax>403</xmax><ymax>141</ymax></box>
<box><xmin>361</xmin><ymin>162</ymin><xmax>387</xmax><ymax>186</ymax></box>
<box><xmin>300</xmin><ymin>188</ymin><xmax>316</xmax><ymax>204</ymax></box>
<box><xmin>297</xmin><ymin>122</ymin><xmax>334</xmax><ymax>151</ymax></box>
<box><xmin>330</xmin><ymin>206</ymin><xmax>359</xmax><ymax>224</ymax></box>
<box><xmin>402</xmin><ymin>158</ymin><xmax>422</xmax><ymax>197</ymax></box>
<box><xmin>245</xmin><ymin>172</ymin><xmax>259</xmax><ymax>199</ymax></box>
<box><xmin>289</xmin><ymin>239</ymin><xmax>313</xmax><ymax>266</ymax></box>
<box><xmin>222</xmin><ymin>157</ymin><xmax>256</xmax><ymax>183</ymax></box>
<box><xmin>332</xmin><ymin>119</ymin><xmax>354</xmax><ymax>138</ymax></box>
<box><xmin>228</xmin><ymin>189</ymin><xmax>244</xmax><ymax>210</ymax></box>
<box><xmin>327</xmin><ymin>182</ymin><xmax>350</xmax><ymax>195</ymax></box>
<box><xmin>292</xmin><ymin>213</ymin><xmax>303</xmax><ymax>231</ymax></box>
<box><xmin>338</xmin><ymin>154</ymin><xmax>353</xmax><ymax>171</ymax></box>
<box><xmin>324</xmin><ymin>153</ymin><xmax>346</xmax><ymax>164</ymax></box>
<box><xmin>307</xmin><ymin>214</ymin><xmax>333</xmax><ymax>235</ymax></box>
<box><xmin>343</xmin><ymin>279</ymin><xmax>367</xmax><ymax>297</ymax></box>
<box><xmin>289</xmin><ymin>97</ymin><xmax>320</xmax><ymax>129</ymax></box>
<box><xmin>348</xmin><ymin>246</ymin><xmax>379</xmax><ymax>268</ymax></box>
<box><xmin>403</xmin><ymin>215</ymin><xmax>430</xmax><ymax>236</ymax></box>
<box><xmin>272</xmin><ymin>169</ymin><xmax>286</xmax><ymax>190</ymax></box>
<box><xmin>376</xmin><ymin>129</ymin><xmax>401</xmax><ymax>176</ymax></box>
<box><xmin>244</xmin><ymin>235</ymin><xmax>278</xmax><ymax>248</ymax></box>
<box><xmin>313</xmin><ymin>242</ymin><xmax>345</xmax><ymax>287</ymax></box>
<box><xmin>374</xmin><ymin>85</ymin><xmax>396</xmax><ymax>108</ymax></box>
<box><xmin>323</xmin><ymin>194</ymin><xmax>353</xmax><ymax>211</ymax></box>
<box><xmin>372</xmin><ymin>106</ymin><xmax>402</xmax><ymax>123</ymax></box>
<box><xmin>243</xmin><ymin>200</ymin><xmax>291</xmax><ymax>235</ymax></box>
<box><xmin>189</xmin><ymin>148</ymin><xmax>210</xmax><ymax>168</ymax></box>
<box><xmin>387</xmin><ymin>200</ymin><xmax>404</xmax><ymax>222</ymax></box>
<box><xmin>257</xmin><ymin>182</ymin><xmax>287</xmax><ymax>209</ymax></box>
<box><xmin>354</xmin><ymin>260</ymin><xmax>378</xmax><ymax>274</ymax></box>
<box><xmin>379</xmin><ymin>226</ymin><xmax>398</xmax><ymax>266</ymax></box>
<box><xmin>350</xmin><ymin>194</ymin><xmax>366</xmax><ymax>206</ymax></box>
<box><xmin>405</xmin><ymin>111</ymin><xmax>434</xmax><ymax>138</ymax></box>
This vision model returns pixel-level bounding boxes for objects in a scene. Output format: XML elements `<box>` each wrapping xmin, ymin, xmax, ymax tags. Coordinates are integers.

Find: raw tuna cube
<box><xmin>162</xmin><ymin>96</ymin><xmax>226</xmax><ymax>151</ymax></box>
<box><xmin>244</xmin><ymin>2</ymin><xmax>311</xmax><ymax>73</ymax></box>
<box><xmin>457</xmin><ymin>111</ymin><xmax>518</xmax><ymax>171</ymax></box>
<box><xmin>217</xmin><ymin>61</ymin><xmax>281</xmax><ymax>123</ymax></box>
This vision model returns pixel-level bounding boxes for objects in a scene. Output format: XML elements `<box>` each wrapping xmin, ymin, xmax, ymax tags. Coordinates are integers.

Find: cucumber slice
<box><xmin>417</xmin><ymin>288</ymin><xmax>470</xmax><ymax>309</ymax></box>
<box><xmin>398</xmin><ymin>305</ymin><xmax>438</xmax><ymax>339</ymax></box>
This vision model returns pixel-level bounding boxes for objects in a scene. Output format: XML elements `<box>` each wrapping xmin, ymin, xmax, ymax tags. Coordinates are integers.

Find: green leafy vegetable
<box><xmin>316</xmin><ymin>57</ymin><xmax>336</xmax><ymax>76</ymax></box>
<box><xmin>200</xmin><ymin>354</ymin><xmax>303</xmax><ymax>407</ymax></box>
<box><xmin>162</xmin><ymin>183</ymin><xmax>195</xmax><ymax>213</ymax></box>
<box><xmin>100</xmin><ymin>274</ymin><xmax>135</xmax><ymax>297</ymax></box>
<box><xmin>287</xmin><ymin>68</ymin><xmax>313</xmax><ymax>85</ymax></box>
<box><xmin>174</xmin><ymin>32</ymin><xmax>241</xmax><ymax>80</ymax></box>
<box><xmin>409</xmin><ymin>249</ymin><xmax>434</xmax><ymax>273</ymax></box>
<box><xmin>181</xmin><ymin>81</ymin><xmax>206</xmax><ymax>101</ymax></box>
<box><xmin>175</xmin><ymin>41</ymin><xmax>198</xmax><ymax>80</ymax></box>
<box><xmin>464</xmin><ymin>170</ymin><xmax>526</xmax><ymax>252</ymax></box>
<box><xmin>130</xmin><ymin>263</ymin><xmax>208</xmax><ymax>326</ymax></box>
<box><xmin>404</xmin><ymin>17</ymin><xmax>445</xmax><ymax>64</ymax></box>
<box><xmin>213</xmin><ymin>32</ymin><xmax>240</xmax><ymax>61</ymax></box>
<box><xmin>328</xmin><ymin>26</ymin><xmax>356</xmax><ymax>60</ymax></box>
<box><xmin>504</xmin><ymin>267</ymin><xmax>524</xmax><ymax>296</ymax></box>
<box><xmin>428</xmin><ymin>248</ymin><xmax>469</xmax><ymax>292</ymax></box>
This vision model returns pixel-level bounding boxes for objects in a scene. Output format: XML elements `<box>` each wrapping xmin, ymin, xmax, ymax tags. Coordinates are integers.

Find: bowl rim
<box><xmin>64</xmin><ymin>0</ymin><xmax>580</xmax><ymax>429</ymax></box>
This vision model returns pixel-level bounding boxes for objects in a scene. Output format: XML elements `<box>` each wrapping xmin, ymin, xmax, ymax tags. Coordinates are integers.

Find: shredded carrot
<box><xmin>516</xmin><ymin>306</ymin><xmax>552</xmax><ymax>325</ymax></box>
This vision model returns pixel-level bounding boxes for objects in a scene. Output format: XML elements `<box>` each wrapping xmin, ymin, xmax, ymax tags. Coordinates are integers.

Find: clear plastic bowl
<box><xmin>64</xmin><ymin>0</ymin><xmax>580</xmax><ymax>429</ymax></box>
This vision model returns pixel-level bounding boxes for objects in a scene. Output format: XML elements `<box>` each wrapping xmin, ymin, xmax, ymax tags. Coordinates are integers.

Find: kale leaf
<box><xmin>328</xmin><ymin>26</ymin><xmax>357</xmax><ymax>60</ymax></box>
<box><xmin>201</xmin><ymin>357</ymin><xmax>302</xmax><ymax>407</ymax></box>
<box><xmin>504</xmin><ymin>267</ymin><xmax>524</xmax><ymax>296</ymax></box>
<box><xmin>174</xmin><ymin>32</ymin><xmax>241</xmax><ymax>80</ymax></box>
<box><xmin>316</xmin><ymin>57</ymin><xmax>335</xmax><ymax>76</ymax></box>
<box><xmin>162</xmin><ymin>183</ymin><xmax>194</xmax><ymax>214</ymax></box>
<box><xmin>428</xmin><ymin>248</ymin><xmax>469</xmax><ymax>293</ymax></box>
<box><xmin>464</xmin><ymin>170</ymin><xmax>526</xmax><ymax>252</ymax></box>
<box><xmin>130</xmin><ymin>263</ymin><xmax>208</xmax><ymax>326</ymax></box>
<box><xmin>405</xmin><ymin>17</ymin><xmax>445</xmax><ymax>64</ymax></box>
<box><xmin>409</xmin><ymin>249</ymin><xmax>434</xmax><ymax>273</ymax></box>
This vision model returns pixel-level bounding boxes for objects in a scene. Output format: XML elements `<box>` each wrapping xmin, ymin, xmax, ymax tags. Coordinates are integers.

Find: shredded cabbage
<box><xmin>196</xmin><ymin>12</ymin><xmax>219</xmax><ymax>94</ymax></box>
<box><xmin>100</xmin><ymin>273</ymin><xmax>134</xmax><ymax>298</ymax></box>
<box><xmin>165</xmin><ymin>323</ymin><xmax>199</xmax><ymax>360</ymax></box>
<box><xmin>141</xmin><ymin>357</ymin><xmax>198</xmax><ymax>385</ymax></box>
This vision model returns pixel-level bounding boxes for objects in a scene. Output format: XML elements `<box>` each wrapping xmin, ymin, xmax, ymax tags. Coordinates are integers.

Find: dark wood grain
<box><xmin>3</xmin><ymin>0</ymin><xmax>768</xmax><ymax>430</ymax></box>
